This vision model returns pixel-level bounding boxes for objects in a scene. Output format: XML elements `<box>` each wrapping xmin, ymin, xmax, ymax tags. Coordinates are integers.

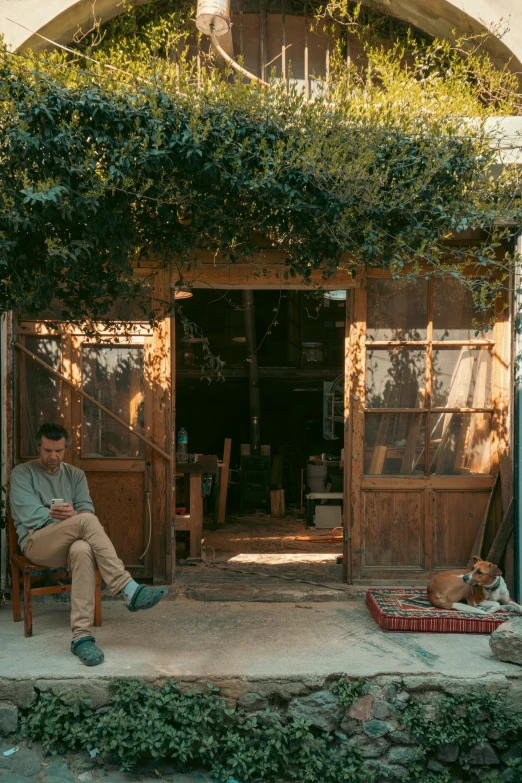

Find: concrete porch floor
<box><xmin>1</xmin><ymin>596</ymin><xmax>521</xmax><ymax>683</ymax></box>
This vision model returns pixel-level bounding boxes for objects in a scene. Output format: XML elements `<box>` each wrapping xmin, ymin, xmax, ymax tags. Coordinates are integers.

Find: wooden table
<box><xmin>174</xmin><ymin>462</ymin><xmax>219</xmax><ymax>559</ymax></box>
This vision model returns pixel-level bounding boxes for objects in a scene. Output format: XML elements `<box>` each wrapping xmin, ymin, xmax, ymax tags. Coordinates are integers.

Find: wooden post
<box><xmin>217</xmin><ymin>438</ymin><xmax>232</xmax><ymax>524</ymax></box>
<box><xmin>151</xmin><ymin>270</ymin><xmax>172</xmax><ymax>584</ymax></box>
<box><xmin>189</xmin><ymin>472</ymin><xmax>203</xmax><ymax>558</ymax></box>
<box><xmin>260</xmin><ymin>0</ymin><xmax>267</xmax><ymax>82</ymax></box>
<box><xmin>349</xmin><ymin>281</ymin><xmax>366</xmax><ymax>582</ymax></box>
<box><xmin>243</xmin><ymin>290</ymin><xmax>261</xmax><ymax>452</ymax></box>
<box><xmin>239</xmin><ymin>0</ymin><xmax>244</xmax><ymax>57</ymax></box>
<box><xmin>343</xmin><ymin>288</ymin><xmax>355</xmax><ymax>583</ymax></box>
<box><xmin>270</xmin><ymin>489</ymin><xmax>285</xmax><ymax>518</ymax></box>
<box><xmin>170</xmin><ymin>313</ymin><xmax>176</xmax><ymax>581</ymax></box>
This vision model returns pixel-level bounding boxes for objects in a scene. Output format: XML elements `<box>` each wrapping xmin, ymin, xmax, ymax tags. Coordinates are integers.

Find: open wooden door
<box><xmin>15</xmin><ymin>279</ymin><xmax>172</xmax><ymax>583</ymax></box>
<box><xmin>68</xmin><ymin>333</ymin><xmax>155</xmax><ymax>579</ymax></box>
<box><xmin>349</xmin><ymin>273</ymin><xmax>509</xmax><ymax>582</ymax></box>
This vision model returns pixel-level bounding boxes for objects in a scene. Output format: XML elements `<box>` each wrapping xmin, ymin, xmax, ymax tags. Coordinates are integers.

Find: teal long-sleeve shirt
<box><xmin>9</xmin><ymin>460</ymin><xmax>95</xmax><ymax>552</ymax></box>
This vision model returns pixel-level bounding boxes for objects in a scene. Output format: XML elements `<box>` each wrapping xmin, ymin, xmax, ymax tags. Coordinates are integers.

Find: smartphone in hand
<box><xmin>51</xmin><ymin>498</ymin><xmax>65</xmax><ymax>508</ymax></box>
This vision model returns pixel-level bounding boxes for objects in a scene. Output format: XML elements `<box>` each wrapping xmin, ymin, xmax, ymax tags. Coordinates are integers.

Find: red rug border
<box><xmin>366</xmin><ymin>588</ymin><xmax>506</xmax><ymax>634</ymax></box>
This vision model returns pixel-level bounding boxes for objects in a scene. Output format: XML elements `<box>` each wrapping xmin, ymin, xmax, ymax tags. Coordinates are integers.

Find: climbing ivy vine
<box><xmin>0</xmin><ymin>0</ymin><xmax>521</xmax><ymax>325</ymax></box>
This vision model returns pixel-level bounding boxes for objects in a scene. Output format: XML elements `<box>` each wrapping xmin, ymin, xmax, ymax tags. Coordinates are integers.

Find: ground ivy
<box><xmin>20</xmin><ymin>679</ymin><xmax>374</xmax><ymax>781</ymax></box>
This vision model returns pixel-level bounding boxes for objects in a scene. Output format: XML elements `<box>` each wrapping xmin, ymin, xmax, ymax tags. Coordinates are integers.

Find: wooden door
<box><xmin>69</xmin><ymin>333</ymin><xmax>154</xmax><ymax>578</ymax></box>
<box><xmin>15</xmin><ymin>315</ymin><xmax>171</xmax><ymax>582</ymax></box>
<box><xmin>349</xmin><ymin>273</ymin><xmax>508</xmax><ymax>582</ymax></box>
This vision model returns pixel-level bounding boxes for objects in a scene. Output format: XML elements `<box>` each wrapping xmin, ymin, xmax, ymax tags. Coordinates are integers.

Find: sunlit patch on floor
<box><xmin>228</xmin><ymin>553</ymin><xmax>340</xmax><ymax>565</ymax></box>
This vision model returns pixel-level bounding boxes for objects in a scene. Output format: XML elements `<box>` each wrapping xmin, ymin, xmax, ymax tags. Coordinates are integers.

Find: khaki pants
<box><xmin>24</xmin><ymin>513</ymin><xmax>132</xmax><ymax>641</ymax></box>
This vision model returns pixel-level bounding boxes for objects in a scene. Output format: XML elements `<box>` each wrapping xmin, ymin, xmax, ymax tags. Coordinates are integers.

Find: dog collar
<box><xmin>484</xmin><ymin>577</ymin><xmax>501</xmax><ymax>592</ymax></box>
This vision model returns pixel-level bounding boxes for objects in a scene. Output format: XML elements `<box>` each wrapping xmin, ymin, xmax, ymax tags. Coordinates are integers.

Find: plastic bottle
<box><xmin>177</xmin><ymin>427</ymin><xmax>188</xmax><ymax>463</ymax></box>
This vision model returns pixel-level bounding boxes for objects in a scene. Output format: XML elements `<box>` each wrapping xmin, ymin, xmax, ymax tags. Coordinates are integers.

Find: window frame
<box><xmin>363</xmin><ymin>277</ymin><xmax>496</xmax><ymax>477</ymax></box>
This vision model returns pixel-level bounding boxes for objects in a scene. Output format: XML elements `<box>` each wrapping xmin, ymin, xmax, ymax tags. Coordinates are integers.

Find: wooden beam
<box><xmin>486</xmin><ymin>498</ymin><xmax>514</xmax><ymax>565</ymax></box>
<box><xmin>171</xmin><ymin>252</ymin><xmax>359</xmax><ymax>290</ymax></box>
<box><xmin>499</xmin><ymin>446</ymin><xmax>513</xmax><ymax>514</ymax></box>
<box><xmin>15</xmin><ymin>342</ymin><xmax>171</xmax><ymax>462</ymax></box>
<box><xmin>217</xmin><ymin>438</ymin><xmax>232</xmax><ymax>524</ymax></box>
<box><xmin>467</xmin><ymin>471</ymin><xmax>500</xmax><ymax>568</ymax></box>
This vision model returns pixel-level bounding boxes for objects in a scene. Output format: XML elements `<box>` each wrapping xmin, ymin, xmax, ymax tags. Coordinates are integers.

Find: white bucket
<box><xmin>307</xmin><ymin>464</ymin><xmax>327</xmax><ymax>492</ymax></box>
<box><xmin>196</xmin><ymin>0</ymin><xmax>231</xmax><ymax>36</ymax></box>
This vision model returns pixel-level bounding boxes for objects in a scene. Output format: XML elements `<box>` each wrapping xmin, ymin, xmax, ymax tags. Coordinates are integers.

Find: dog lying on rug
<box><xmin>427</xmin><ymin>557</ymin><xmax>522</xmax><ymax>615</ymax></box>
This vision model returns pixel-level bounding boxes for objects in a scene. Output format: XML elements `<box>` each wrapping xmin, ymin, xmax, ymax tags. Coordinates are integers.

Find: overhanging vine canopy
<box><xmin>0</xmin><ymin>0</ymin><xmax>521</xmax><ymax>323</ymax></box>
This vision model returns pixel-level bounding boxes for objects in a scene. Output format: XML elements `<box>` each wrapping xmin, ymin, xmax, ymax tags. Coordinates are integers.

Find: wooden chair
<box><xmin>8</xmin><ymin>510</ymin><xmax>102</xmax><ymax>637</ymax></box>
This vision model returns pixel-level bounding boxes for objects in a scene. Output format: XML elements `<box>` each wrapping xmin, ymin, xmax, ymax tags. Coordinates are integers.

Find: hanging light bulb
<box><xmin>323</xmin><ymin>290</ymin><xmax>347</xmax><ymax>301</ymax></box>
<box><xmin>173</xmin><ymin>286</ymin><xmax>193</xmax><ymax>300</ymax></box>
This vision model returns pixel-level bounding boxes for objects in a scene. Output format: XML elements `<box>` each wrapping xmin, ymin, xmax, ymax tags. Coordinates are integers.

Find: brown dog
<box><xmin>427</xmin><ymin>557</ymin><xmax>522</xmax><ymax>615</ymax></box>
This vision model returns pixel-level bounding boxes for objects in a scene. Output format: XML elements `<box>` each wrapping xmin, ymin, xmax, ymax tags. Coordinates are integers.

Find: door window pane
<box><xmin>433</xmin><ymin>279</ymin><xmax>493</xmax><ymax>341</ymax></box>
<box><xmin>21</xmin><ymin>337</ymin><xmax>62</xmax><ymax>457</ymax></box>
<box><xmin>366</xmin><ymin>349</ymin><xmax>426</xmax><ymax>408</ymax></box>
<box><xmin>430</xmin><ymin>412</ymin><xmax>492</xmax><ymax>475</ymax></box>
<box><xmin>367</xmin><ymin>279</ymin><xmax>428</xmax><ymax>341</ymax></box>
<box><xmin>82</xmin><ymin>346</ymin><xmax>145</xmax><ymax>458</ymax></box>
<box><xmin>432</xmin><ymin>348</ymin><xmax>492</xmax><ymax>408</ymax></box>
<box><xmin>365</xmin><ymin>413</ymin><xmax>426</xmax><ymax>475</ymax></box>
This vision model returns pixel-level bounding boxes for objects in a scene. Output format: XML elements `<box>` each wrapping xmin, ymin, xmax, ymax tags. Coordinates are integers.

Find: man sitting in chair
<box><xmin>9</xmin><ymin>422</ymin><xmax>167</xmax><ymax>666</ymax></box>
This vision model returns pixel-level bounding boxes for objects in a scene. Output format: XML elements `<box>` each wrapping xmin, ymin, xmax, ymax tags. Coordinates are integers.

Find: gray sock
<box><xmin>122</xmin><ymin>580</ymin><xmax>140</xmax><ymax>605</ymax></box>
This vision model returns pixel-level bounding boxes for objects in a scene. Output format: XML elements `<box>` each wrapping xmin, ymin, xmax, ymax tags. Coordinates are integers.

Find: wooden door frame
<box><xmin>342</xmin><ymin>288</ymin><xmax>354</xmax><ymax>583</ymax></box>
<box><xmin>348</xmin><ymin>269</ymin><xmax>511</xmax><ymax>583</ymax></box>
<box><xmin>13</xmin><ymin>280</ymin><xmax>173</xmax><ymax>584</ymax></box>
<box><xmin>170</xmin><ymin>265</ymin><xmax>359</xmax><ymax>581</ymax></box>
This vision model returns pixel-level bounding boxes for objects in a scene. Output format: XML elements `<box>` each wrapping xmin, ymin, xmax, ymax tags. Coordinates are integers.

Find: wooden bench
<box><xmin>8</xmin><ymin>510</ymin><xmax>102</xmax><ymax>638</ymax></box>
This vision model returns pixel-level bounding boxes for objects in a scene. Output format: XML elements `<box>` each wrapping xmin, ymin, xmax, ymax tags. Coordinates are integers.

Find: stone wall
<box><xmin>2</xmin><ymin>672</ymin><xmax>522</xmax><ymax>781</ymax></box>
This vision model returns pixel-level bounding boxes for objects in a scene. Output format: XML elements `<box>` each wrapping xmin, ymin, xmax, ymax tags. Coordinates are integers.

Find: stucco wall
<box><xmin>0</xmin><ymin>0</ymin><xmax>521</xmax><ymax>71</ymax></box>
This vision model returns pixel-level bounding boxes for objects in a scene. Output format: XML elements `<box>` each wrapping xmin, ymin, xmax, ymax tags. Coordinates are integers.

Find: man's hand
<box><xmin>49</xmin><ymin>503</ymin><xmax>77</xmax><ymax>521</ymax></box>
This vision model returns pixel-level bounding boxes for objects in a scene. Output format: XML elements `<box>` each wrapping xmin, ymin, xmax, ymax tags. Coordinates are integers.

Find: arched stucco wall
<box><xmin>379</xmin><ymin>0</ymin><xmax>522</xmax><ymax>72</ymax></box>
<box><xmin>0</xmin><ymin>0</ymin><xmax>521</xmax><ymax>71</ymax></box>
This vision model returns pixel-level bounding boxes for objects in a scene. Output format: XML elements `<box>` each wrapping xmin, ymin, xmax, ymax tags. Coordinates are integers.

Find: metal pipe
<box><xmin>242</xmin><ymin>290</ymin><xmax>261</xmax><ymax>454</ymax></box>
<box><xmin>211</xmin><ymin>34</ymin><xmax>269</xmax><ymax>86</ymax></box>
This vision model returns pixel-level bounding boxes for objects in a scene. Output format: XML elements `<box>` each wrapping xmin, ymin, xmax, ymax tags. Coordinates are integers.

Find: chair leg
<box><xmin>94</xmin><ymin>569</ymin><xmax>102</xmax><ymax>627</ymax></box>
<box><xmin>23</xmin><ymin>570</ymin><xmax>33</xmax><ymax>638</ymax></box>
<box><xmin>11</xmin><ymin>563</ymin><xmax>22</xmax><ymax>623</ymax></box>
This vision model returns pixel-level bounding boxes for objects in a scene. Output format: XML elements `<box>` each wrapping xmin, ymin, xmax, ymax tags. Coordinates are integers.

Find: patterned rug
<box><xmin>366</xmin><ymin>587</ymin><xmax>511</xmax><ymax>634</ymax></box>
